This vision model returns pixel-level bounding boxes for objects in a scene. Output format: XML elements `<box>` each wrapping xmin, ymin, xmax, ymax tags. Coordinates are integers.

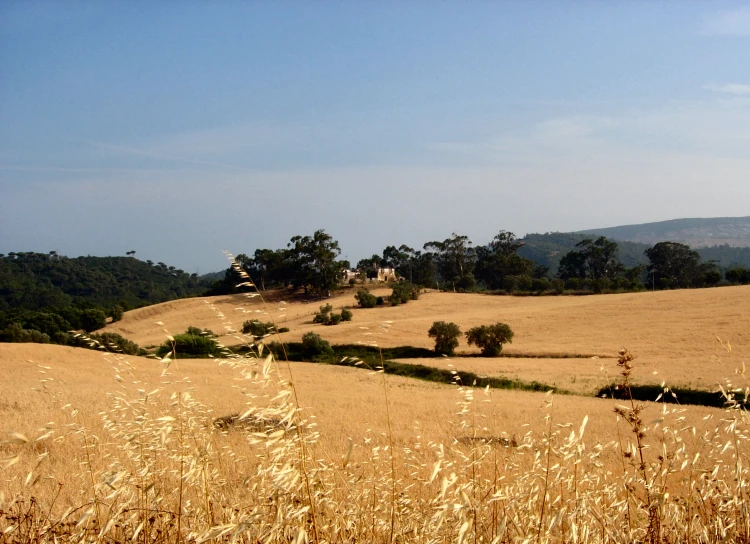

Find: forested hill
<box><xmin>0</xmin><ymin>252</ymin><xmax>213</xmax><ymax>311</ymax></box>
<box><xmin>577</xmin><ymin>216</ymin><xmax>750</xmax><ymax>248</ymax></box>
<box><xmin>518</xmin><ymin>233</ymin><xmax>651</xmax><ymax>273</ymax></box>
<box><xmin>519</xmin><ymin>233</ymin><xmax>750</xmax><ymax>272</ymax></box>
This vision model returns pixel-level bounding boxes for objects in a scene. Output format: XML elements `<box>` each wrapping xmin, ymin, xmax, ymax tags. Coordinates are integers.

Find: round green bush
<box><xmin>355</xmin><ymin>289</ymin><xmax>377</xmax><ymax>308</ymax></box>
<box><xmin>157</xmin><ymin>333</ymin><xmax>220</xmax><ymax>358</ymax></box>
<box><xmin>242</xmin><ymin>320</ymin><xmax>274</xmax><ymax>336</ymax></box>
<box><xmin>465</xmin><ymin>323</ymin><xmax>514</xmax><ymax>357</ymax></box>
<box><xmin>391</xmin><ymin>282</ymin><xmax>420</xmax><ymax>304</ymax></box>
<box><xmin>301</xmin><ymin>332</ymin><xmax>333</xmax><ymax>359</ymax></box>
<box><xmin>428</xmin><ymin>321</ymin><xmax>461</xmax><ymax>356</ymax></box>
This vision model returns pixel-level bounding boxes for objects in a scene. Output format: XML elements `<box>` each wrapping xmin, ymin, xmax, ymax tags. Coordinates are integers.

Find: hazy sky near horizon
<box><xmin>2</xmin><ymin>2</ymin><xmax>750</xmax><ymax>272</ymax></box>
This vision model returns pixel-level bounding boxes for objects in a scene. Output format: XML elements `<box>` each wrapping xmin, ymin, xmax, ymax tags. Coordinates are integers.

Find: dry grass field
<box><xmin>106</xmin><ymin>285</ymin><xmax>750</xmax><ymax>391</ymax></box>
<box><xmin>2</xmin><ymin>286</ymin><xmax>750</xmax><ymax>542</ymax></box>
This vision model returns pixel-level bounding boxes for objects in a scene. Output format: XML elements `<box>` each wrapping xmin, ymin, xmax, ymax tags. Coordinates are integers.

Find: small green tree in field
<box><xmin>465</xmin><ymin>323</ymin><xmax>514</xmax><ymax>357</ymax></box>
<box><xmin>355</xmin><ymin>288</ymin><xmax>377</xmax><ymax>308</ymax></box>
<box><xmin>428</xmin><ymin>321</ymin><xmax>461</xmax><ymax>356</ymax></box>
<box><xmin>242</xmin><ymin>320</ymin><xmax>275</xmax><ymax>337</ymax></box>
<box><xmin>390</xmin><ymin>282</ymin><xmax>420</xmax><ymax>305</ymax></box>
<box><xmin>157</xmin><ymin>332</ymin><xmax>220</xmax><ymax>358</ymax></box>
<box><xmin>301</xmin><ymin>331</ymin><xmax>333</xmax><ymax>359</ymax></box>
<box><xmin>313</xmin><ymin>304</ymin><xmax>334</xmax><ymax>324</ymax></box>
<box><xmin>313</xmin><ymin>304</ymin><xmax>351</xmax><ymax>325</ymax></box>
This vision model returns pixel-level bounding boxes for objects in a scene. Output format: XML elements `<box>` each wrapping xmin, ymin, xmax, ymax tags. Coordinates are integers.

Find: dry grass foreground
<box><xmin>104</xmin><ymin>285</ymin><xmax>750</xmax><ymax>392</ymax></box>
<box><xmin>1</xmin><ymin>332</ymin><xmax>749</xmax><ymax>542</ymax></box>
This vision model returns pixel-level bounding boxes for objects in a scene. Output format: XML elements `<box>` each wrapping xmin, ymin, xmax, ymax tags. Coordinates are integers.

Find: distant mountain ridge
<box><xmin>519</xmin><ymin>227</ymin><xmax>750</xmax><ymax>272</ymax></box>
<box><xmin>576</xmin><ymin>216</ymin><xmax>750</xmax><ymax>248</ymax></box>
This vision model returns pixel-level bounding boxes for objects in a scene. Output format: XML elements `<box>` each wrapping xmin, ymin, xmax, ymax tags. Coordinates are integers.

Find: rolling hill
<box><xmin>577</xmin><ymin>216</ymin><xmax>750</xmax><ymax>248</ymax></box>
<box><xmin>102</xmin><ymin>285</ymin><xmax>750</xmax><ymax>393</ymax></box>
<box><xmin>521</xmin><ymin>217</ymin><xmax>750</xmax><ymax>271</ymax></box>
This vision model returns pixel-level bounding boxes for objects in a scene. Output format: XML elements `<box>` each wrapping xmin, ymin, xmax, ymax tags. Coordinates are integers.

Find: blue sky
<box><xmin>1</xmin><ymin>2</ymin><xmax>749</xmax><ymax>272</ymax></box>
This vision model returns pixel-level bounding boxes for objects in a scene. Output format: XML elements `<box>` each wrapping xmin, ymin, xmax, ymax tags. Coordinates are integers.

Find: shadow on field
<box><xmin>232</xmin><ymin>341</ymin><xmax>737</xmax><ymax>409</ymax></box>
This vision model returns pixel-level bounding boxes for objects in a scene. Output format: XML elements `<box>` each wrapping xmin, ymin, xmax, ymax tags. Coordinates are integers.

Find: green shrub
<box><xmin>531</xmin><ymin>277</ymin><xmax>551</xmax><ymax>293</ymax></box>
<box><xmin>87</xmin><ymin>332</ymin><xmax>142</xmax><ymax>355</ymax></box>
<box><xmin>187</xmin><ymin>326</ymin><xmax>216</xmax><ymax>337</ymax></box>
<box><xmin>427</xmin><ymin>321</ymin><xmax>461</xmax><ymax>356</ymax></box>
<box><xmin>0</xmin><ymin>310</ymin><xmax>71</xmax><ymax>337</ymax></box>
<box><xmin>516</xmin><ymin>275</ymin><xmax>533</xmax><ymax>291</ymax></box>
<box><xmin>156</xmin><ymin>328</ymin><xmax>221</xmax><ymax>358</ymax></box>
<box><xmin>465</xmin><ymin>323</ymin><xmax>514</xmax><ymax>357</ymax></box>
<box><xmin>376</xmin><ymin>296</ymin><xmax>384</xmax><ymax>306</ymax></box>
<box><xmin>502</xmin><ymin>276</ymin><xmax>519</xmax><ymax>292</ymax></box>
<box><xmin>702</xmin><ymin>270</ymin><xmax>722</xmax><ymax>286</ymax></box>
<box><xmin>391</xmin><ymin>282</ymin><xmax>420</xmax><ymax>305</ymax></box>
<box><xmin>278</xmin><ymin>327</ymin><xmax>290</xmax><ymax>333</ymax></box>
<box><xmin>58</xmin><ymin>307</ymin><xmax>83</xmax><ymax>330</ymax></box>
<box><xmin>614</xmin><ymin>278</ymin><xmax>632</xmax><ymax>291</ymax></box>
<box><xmin>0</xmin><ymin>323</ymin><xmax>51</xmax><ymax>344</ymax></box>
<box><xmin>301</xmin><ymin>331</ymin><xmax>333</xmax><ymax>359</ymax></box>
<box><xmin>242</xmin><ymin>320</ymin><xmax>274</xmax><ymax>337</ymax></box>
<box><xmin>593</xmin><ymin>278</ymin><xmax>613</xmax><ymax>293</ymax></box>
<box><xmin>550</xmin><ymin>278</ymin><xmax>565</xmax><ymax>294</ymax></box>
<box><xmin>726</xmin><ymin>267</ymin><xmax>750</xmax><ymax>285</ymax></box>
<box><xmin>110</xmin><ymin>304</ymin><xmax>124</xmax><ymax>322</ymax></box>
<box><xmin>565</xmin><ymin>277</ymin><xmax>582</xmax><ymax>291</ymax></box>
<box><xmin>355</xmin><ymin>289</ymin><xmax>377</xmax><ymax>308</ymax></box>
<box><xmin>314</xmin><ymin>304</ymin><xmax>350</xmax><ymax>325</ymax></box>
<box><xmin>53</xmin><ymin>331</ymin><xmax>72</xmax><ymax>344</ymax></box>
<box><xmin>313</xmin><ymin>304</ymin><xmax>334</xmax><ymax>323</ymax></box>
<box><xmin>80</xmin><ymin>309</ymin><xmax>107</xmax><ymax>332</ymax></box>
<box><xmin>454</xmin><ymin>274</ymin><xmax>475</xmax><ymax>292</ymax></box>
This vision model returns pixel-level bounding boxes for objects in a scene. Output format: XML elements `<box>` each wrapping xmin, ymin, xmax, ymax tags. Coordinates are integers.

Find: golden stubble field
<box><xmin>106</xmin><ymin>285</ymin><xmax>750</xmax><ymax>392</ymax></box>
<box><xmin>1</xmin><ymin>286</ymin><xmax>749</xmax><ymax>542</ymax></box>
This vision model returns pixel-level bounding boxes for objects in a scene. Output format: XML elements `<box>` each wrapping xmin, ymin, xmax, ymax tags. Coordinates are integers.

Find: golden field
<box><xmin>105</xmin><ymin>285</ymin><xmax>750</xmax><ymax>391</ymax></box>
<box><xmin>1</xmin><ymin>286</ymin><xmax>749</xmax><ymax>542</ymax></box>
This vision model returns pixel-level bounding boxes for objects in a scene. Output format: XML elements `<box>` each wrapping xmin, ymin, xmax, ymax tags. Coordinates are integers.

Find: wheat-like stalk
<box><xmin>2</xmin><ymin>303</ymin><xmax>750</xmax><ymax>542</ymax></box>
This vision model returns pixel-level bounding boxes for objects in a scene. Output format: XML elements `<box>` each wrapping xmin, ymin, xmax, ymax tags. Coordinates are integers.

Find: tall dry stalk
<box><xmin>3</xmin><ymin>293</ymin><xmax>750</xmax><ymax>542</ymax></box>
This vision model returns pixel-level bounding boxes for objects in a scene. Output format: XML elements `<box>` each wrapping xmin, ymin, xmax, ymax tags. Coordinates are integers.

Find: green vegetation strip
<box><xmin>265</xmin><ymin>342</ymin><xmax>571</xmax><ymax>395</ymax></box>
<box><xmin>596</xmin><ymin>383</ymin><xmax>745</xmax><ymax>409</ymax></box>
<box><xmin>257</xmin><ymin>342</ymin><xmax>736</xmax><ymax>409</ymax></box>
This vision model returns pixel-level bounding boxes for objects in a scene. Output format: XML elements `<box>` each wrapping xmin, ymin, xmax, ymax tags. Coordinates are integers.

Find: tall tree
<box><xmin>424</xmin><ymin>233</ymin><xmax>476</xmax><ymax>289</ymax></box>
<box><xmin>475</xmin><ymin>231</ymin><xmax>534</xmax><ymax>289</ymax></box>
<box><xmin>378</xmin><ymin>244</ymin><xmax>437</xmax><ymax>287</ymax></box>
<box><xmin>247</xmin><ymin>248</ymin><xmax>292</xmax><ymax>290</ymax></box>
<box><xmin>557</xmin><ymin>237</ymin><xmax>623</xmax><ymax>280</ymax></box>
<box><xmin>287</xmin><ymin>229</ymin><xmax>345</xmax><ymax>295</ymax></box>
<box><xmin>645</xmin><ymin>242</ymin><xmax>718</xmax><ymax>288</ymax></box>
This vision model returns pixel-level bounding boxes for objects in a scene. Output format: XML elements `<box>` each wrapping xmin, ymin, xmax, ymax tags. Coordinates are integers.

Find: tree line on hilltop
<box><xmin>519</xmin><ymin>232</ymin><xmax>750</xmax><ymax>273</ymax></box>
<box><xmin>3</xmin><ymin>231</ymin><xmax>750</xmax><ymax>349</ymax></box>
<box><xmin>212</xmin><ymin>228</ymin><xmax>750</xmax><ymax>297</ymax></box>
